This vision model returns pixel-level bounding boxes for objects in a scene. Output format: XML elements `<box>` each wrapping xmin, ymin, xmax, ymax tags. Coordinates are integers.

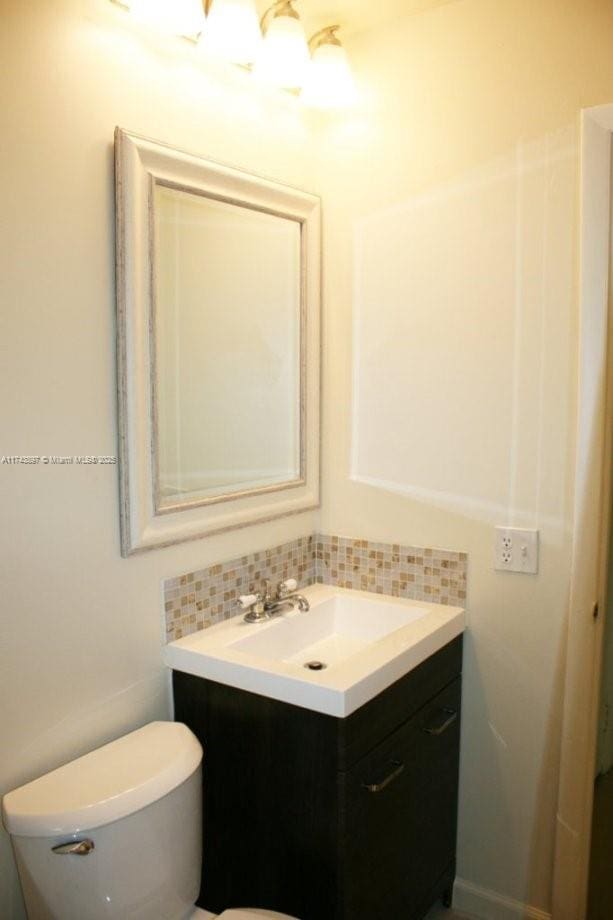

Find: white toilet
<box><xmin>1</xmin><ymin>721</ymin><xmax>298</xmax><ymax>920</ymax></box>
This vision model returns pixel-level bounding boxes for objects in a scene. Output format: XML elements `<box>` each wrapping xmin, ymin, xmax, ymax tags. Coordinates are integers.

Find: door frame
<box><xmin>551</xmin><ymin>104</ymin><xmax>613</xmax><ymax>920</ymax></box>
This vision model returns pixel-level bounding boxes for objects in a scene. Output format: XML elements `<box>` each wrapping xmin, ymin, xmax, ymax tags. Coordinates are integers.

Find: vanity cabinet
<box><xmin>173</xmin><ymin>635</ymin><xmax>462</xmax><ymax>920</ymax></box>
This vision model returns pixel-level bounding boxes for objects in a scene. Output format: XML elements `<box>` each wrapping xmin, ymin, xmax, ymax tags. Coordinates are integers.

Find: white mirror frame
<box><xmin>114</xmin><ymin>128</ymin><xmax>321</xmax><ymax>555</ymax></box>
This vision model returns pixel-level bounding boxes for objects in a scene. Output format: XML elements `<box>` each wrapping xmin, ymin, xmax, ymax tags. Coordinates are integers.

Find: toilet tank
<box><xmin>1</xmin><ymin>721</ymin><xmax>203</xmax><ymax>920</ymax></box>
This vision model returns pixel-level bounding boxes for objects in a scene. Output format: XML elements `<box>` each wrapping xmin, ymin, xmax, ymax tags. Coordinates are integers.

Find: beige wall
<box><xmin>317</xmin><ymin>0</ymin><xmax>613</xmax><ymax>913</ymax></box>
<box><xmin>0</xmin><ymin>1</ymin><xmax>318</xmax><ymax>915</ymax></box>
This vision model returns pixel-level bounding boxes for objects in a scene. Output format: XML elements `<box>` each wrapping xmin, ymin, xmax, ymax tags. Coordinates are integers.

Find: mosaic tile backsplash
<box><xmin>315</xmin><ymin>535</ymin><xmax>467</xmax><ymax>605</ymax></box>
<box><xmin>164</xmin><ymin>533</ymin><xmax>467</xmax><ymax>642</ymax></box>
<box><xmin>164</xmin><ymin>535</ymin><xmax>316</xmax><ymax>643</ymax></box>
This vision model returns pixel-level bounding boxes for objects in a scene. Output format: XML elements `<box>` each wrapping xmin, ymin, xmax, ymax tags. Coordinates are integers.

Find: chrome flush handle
<box><xmin>52</xmin><ymin>839</ymin><xmax>95</xmax><ymax>855</ymax></box>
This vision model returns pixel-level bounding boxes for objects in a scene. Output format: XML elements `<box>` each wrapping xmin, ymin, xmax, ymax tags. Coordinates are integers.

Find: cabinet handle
<box><xmin>362</xmin><ymin>759</ymin><xmax>405</xmax><ymax>793</ymax></box>
<box><xmin>424</xmin><ymin>708</ymin><xmax>458</xmax><ymax>736</ymax></box>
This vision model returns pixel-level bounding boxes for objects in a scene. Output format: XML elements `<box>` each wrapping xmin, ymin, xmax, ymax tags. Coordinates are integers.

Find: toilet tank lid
<box><xmin>1</xmin><ymin>721</ymin><xmax>202</xmax><ymax>838</ymax></box>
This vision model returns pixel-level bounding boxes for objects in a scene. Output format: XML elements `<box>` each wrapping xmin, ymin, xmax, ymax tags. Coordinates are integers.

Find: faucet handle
<box><xmin>237</xmin><ymin>594</ymin><xmax>259</xmax><ymax>610</ymax></box>
<box><xmin>277</xmin><ymin>578</ymin><xmax>298</xmax><ymax>598</ymax></box>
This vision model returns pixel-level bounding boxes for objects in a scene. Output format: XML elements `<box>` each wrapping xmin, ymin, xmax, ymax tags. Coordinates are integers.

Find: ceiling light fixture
<box><xmin>199</xmin><ymin>0</ymin><xmax>262</xmax><ymax>66</ymax></box>
<box><xmin>302</xmin><ymin>25</ymin><xmax>357</xmax><ymax>109</ymax></box>
<box><xmin>112</xmin><ymin>1</ymin><xmax>357</xmax><ymax>108</ymax></box>
<box><xmin>254</xmin><ymin>0</ymin><xmax>311</xmax><ymax>91</ymax></box>
<box><xmin>128</xmin><ymin>0</ymin><xmax>206</xmax><ymax>37</ymax></box>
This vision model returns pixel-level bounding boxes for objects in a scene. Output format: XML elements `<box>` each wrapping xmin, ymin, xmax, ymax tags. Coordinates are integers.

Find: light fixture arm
<box><xmin>308</xmin><ymin>24</ymin><xmax>342</xmax><ymax>51</ymax></box>
<box><xmin>260</xmin><ymin>0</ymin><xmax>300</xmax><ymax>33</ymax></box>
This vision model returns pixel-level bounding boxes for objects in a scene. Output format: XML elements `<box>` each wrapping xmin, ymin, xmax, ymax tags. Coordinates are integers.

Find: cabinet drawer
<box><xmin>339</xmin><ymin>678</ymin><xmax>461</xmax><ymax>920</ymax></box>
<box><xmin>338</xmin><ymin>637</ymin><xmax>462</xmax><ymax>769</ymax></box>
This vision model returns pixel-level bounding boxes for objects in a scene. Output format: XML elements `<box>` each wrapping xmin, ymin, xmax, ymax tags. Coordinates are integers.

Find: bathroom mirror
<box><xmin>115</xmin><ymin>129</ymin><xmax>320</xmax><ymax>555</ymax></box>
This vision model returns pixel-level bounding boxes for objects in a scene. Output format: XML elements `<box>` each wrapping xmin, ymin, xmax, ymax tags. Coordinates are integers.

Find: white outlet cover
<box><xmin>495</xmin><ymin>527</ymin><xmax>539</xmax><ymax>574</ymax></box>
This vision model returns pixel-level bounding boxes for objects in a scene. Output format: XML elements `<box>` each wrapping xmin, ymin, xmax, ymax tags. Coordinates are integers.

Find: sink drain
<box><xmin>304</xmin><ymin>660</ymin><xmax>327</xmax><ymax>671</ymax></box>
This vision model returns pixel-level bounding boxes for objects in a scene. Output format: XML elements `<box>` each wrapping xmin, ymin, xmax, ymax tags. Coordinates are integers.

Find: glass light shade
<box><xmin>302</xmin><ymin>42</ymin><xmax>357</xmax><ymax>109</ymax></box>
<box><xmin>199</xmin><ymin>0</ymin><xmax>262</xmax><ymax>66</ymax></box>
<box><xmin>128</xmin><ymin>0</ymin><xmax>205</xmax><ymax>37</ymax></box>
<box><xmin>255</xmin><ymin>15</ymin><xmax>310</xmax><ymax>91</ymax></box>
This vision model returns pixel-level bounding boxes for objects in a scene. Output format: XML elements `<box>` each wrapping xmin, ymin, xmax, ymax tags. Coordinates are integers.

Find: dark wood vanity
<box><xmin>173</xmin><ymin>635</ymin><xmax>462</xmax><ymax>920</ymax></box>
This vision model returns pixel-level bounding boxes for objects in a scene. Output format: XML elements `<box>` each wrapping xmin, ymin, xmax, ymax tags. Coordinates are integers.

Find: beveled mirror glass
<box><xmin>154</xmin><ymin>184</ymin><xmax>302</xmax><ymax>511</ymax></box>
<box><xmin>115</xmin><ymin>129</ymin><xmax>320</xmax><ymax>555</ymax></box>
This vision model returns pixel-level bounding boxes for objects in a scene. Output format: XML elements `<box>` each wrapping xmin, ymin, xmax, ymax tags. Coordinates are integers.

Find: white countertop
<box><xmin>164</xmin><ymin>584</ymin><xmax>465</xmax><ymax>718</ymax></box>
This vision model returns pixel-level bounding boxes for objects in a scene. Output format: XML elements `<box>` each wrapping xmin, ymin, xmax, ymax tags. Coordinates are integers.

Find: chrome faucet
<box><xmin>238</xmin><ymin>578</ymin><xmax>310</xmax><ymax>624</ymax></box>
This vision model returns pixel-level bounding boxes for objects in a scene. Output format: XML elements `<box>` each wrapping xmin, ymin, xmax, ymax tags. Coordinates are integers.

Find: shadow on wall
<box><xmin>351</xmin><ymin>127</ymin><xmax>577</xmax><ymax>538</ymax></box>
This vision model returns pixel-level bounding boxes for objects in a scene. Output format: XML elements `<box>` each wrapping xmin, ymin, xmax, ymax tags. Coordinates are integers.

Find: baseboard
<box><xmin>453</xmin><ymin>878</ymin><xmax>551</xmax><ymax>920</ymax></box>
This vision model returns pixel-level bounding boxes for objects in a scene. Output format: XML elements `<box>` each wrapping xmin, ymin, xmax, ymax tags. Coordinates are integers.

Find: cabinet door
<box><xmin>340</xmin><ymin>678</ymin><xmax>461</xmax><ymax>920</ymax></box>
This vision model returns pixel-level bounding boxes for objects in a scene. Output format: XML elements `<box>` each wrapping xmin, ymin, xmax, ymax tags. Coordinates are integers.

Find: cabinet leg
<box><xmin>442</xmin><ymin>886</ymin><xmax>453</xmax><ymax>908</ymax></box>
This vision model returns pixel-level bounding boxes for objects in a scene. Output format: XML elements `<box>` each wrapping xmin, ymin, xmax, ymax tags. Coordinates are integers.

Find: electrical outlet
<box><xmin>495</xmin><ymin>527</ymin><xmax>539</xmax><ymax>574</ymax></box>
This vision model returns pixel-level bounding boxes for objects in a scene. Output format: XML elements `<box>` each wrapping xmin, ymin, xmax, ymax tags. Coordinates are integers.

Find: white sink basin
<box><xmin>164</xmin><ymin>584</ymin><xmax>465</xmax><ymax>717</ymax></box>
<box><xmin>230</xmin><ymin>593</ymin><xmax>428</xmax><ymax>666</ymax></box>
